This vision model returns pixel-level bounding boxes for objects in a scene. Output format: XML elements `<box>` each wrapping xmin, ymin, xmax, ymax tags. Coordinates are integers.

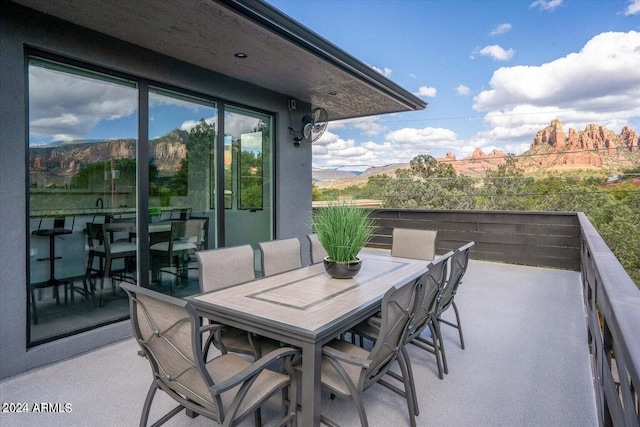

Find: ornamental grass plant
<box><xmin>312</xmin><ymin>203</ymin><xmax>376</xmax><ymax>262</ymax></box>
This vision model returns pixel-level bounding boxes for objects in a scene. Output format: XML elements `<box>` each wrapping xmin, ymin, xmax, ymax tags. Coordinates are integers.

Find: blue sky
<box><xmin>267</xmin><ymin>0</ymin><xmax>640</xmax><ymax>169</ymax></box>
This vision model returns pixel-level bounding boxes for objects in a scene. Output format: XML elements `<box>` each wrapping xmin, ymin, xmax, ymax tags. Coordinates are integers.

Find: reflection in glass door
<box><xmin>223</xmin><ymin>107</ymin><xmax>274</xmax><ymax>249</ymax></box>
<box><xmin>27</xmin><ymin>58</ymin><xmax>138</xmax><ymax>344</ymax></box>
<box><xmin>147</xmin><ymin>89</ymin><xmax>217</xmax><ymax>296</ymax></box>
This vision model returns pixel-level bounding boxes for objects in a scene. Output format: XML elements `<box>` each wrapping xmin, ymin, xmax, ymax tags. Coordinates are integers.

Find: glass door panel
<box><xmin>147</xmin><ymin>89</ymin><xmax>217</xmax><ymax>296</ymax></box>
<box><xmin>223</xmin><ymin>107</ymin><xmax>274</xmax><ymax>249</ymax></box>
<box><xmin>27</xmin><ymin>58</ymin><xmax>138</xmax><ymax>344</ymax></box>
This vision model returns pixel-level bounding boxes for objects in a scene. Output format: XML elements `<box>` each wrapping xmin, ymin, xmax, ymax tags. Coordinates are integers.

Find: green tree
<box><xmin>479</xmin><ymin>156</ymin><xmax>533</xmax><ymax>210</ymax></box>
<box><xmin>170</xmin><ymin>119</ymin><xmax>215</xmax><ymax>210</ymax></box>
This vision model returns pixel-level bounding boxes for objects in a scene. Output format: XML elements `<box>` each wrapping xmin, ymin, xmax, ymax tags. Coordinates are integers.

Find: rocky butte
<box><xmin>518</xmin><ymin>119</ymin><xmax>639</xmax><ymax>172</ymax></box>
<box><xmin>436</xmin><ymin>120</ymin><xmax>639</xmax><ymax>176</ymax></box>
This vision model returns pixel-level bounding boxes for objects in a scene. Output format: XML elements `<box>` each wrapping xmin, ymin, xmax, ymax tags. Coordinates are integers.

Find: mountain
<box><xmin>435</xmin><ymin>149</ymin><xmax>508</xmax><ymax>177</ymax></box>
<box><xmin>312</xmin><ymin>169</ymin><xmax>361</xmax><ymax>184</ymax></box>
<box><xmin>314</xmin><ymin>120</ymin><xmax>640</xmax><ymax>187</ymax></box>
<box><xmin>29</xmin><ymin>129</ymin><xmax>189</xmax><ymax>184</ymax></box>
<box><xmin>518</xmin><ymin>119</ymin><xmax>639</xmax><ymax>172</ymax></box>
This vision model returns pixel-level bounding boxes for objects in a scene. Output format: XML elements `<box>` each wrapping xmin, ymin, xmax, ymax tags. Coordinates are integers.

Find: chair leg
<box><xmin>435</xmin><ymin>320</ymin><xmax>449</xmax><ymax>375</ymax></box>
<box><xmin>352</xmin><ymin>390</ymin><xmax>369</xmax><ymax>427</ymax></box>
<box><xmin>253</xmin><ymin>408</ymin><xmax>262</xmax><ymax>426</ymax></box>
<box><xmin>428</xmin><ymin>322</ymin><xmax>445</xmax><ymax>380</ymax></box>
<box><xmin>452</xmin><ymin>301</ymin><xmax>465</xmax><ymax>349</ymax></box>
<box><xmin>400</xmin><ymin>346</ymin><xmax>419</xmax><ymax>417</ymax></box>
<box><xmin>140</xmin><ymin>382</ymin><xmax>158</xmax><ymax>427</ymax></box>
<box><xmin>30</xmin><ymin>286</ymin><xmax>38</xmax><ymax>325</ymax></box>
<box><xmin>396</xmin><ymin>348</ymin><xmax>417</xmax><ymax>427</ymax></box>
<box><xmin>287</xmin><ymin>373</ymin><xmax>298</xmax><ymax>427</ymax></box>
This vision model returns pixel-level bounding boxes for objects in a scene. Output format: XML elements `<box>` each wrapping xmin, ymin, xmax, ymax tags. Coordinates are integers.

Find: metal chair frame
<box><xmin>120</xmin><ymin>282</ymin><xmax>298</xmax><ymax>427</ymax></box>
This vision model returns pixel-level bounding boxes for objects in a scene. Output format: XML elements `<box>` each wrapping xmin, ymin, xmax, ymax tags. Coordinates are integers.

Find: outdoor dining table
<box><xmin>188</xmin><ymin>250</ymin><xmax>428</xmax><ymax>427</ymax></box>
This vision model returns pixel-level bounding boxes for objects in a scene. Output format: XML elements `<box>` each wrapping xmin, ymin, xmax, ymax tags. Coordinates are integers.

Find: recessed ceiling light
<box><xmin>234</xmin><ymin>52</ymin><xmax>248</xmax><ymax>59</ymax></box>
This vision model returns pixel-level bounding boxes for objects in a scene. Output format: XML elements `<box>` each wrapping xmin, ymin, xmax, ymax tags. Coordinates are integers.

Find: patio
<box><xmin>0</xmin><ymin>259</ymin><xmax>598</xmax><ymax>426</ymax></box>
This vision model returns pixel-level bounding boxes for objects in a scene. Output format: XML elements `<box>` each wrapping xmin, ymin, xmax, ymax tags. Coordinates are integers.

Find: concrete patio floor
<box><xmin>0</xmin><ymin>260</ymin><xmax>598</xmax><ymax>426</ymax></box>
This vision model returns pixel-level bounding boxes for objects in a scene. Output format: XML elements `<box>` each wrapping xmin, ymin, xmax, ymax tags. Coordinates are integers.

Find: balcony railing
<box><xmin>367</xmin><ymin>208</ymin><xmax>639</xmax><ymax>426</ymax></box>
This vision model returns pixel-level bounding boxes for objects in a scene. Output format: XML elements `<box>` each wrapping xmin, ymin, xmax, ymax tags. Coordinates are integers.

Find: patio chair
<box><xmin>391</xmin><ymin>228</ymin><xmax>437</xmax><ymax>261</ymax></box>
<box><xmin>149</xmin><ymin>220</ymin><xmax>198</xmax><ymax>294</ymax></box>
<box><xmin>307</xmin><ymin>233</ymin><xmax>328</xmax><ymax>264</ymax></box>
<box><xmin>83</xmin><ymin>222</ymin><xmax>136</xmax><ymax>305</ymax></box>
<box><xmin>296</xmin><ymin>280</ymin><xmax>421</xmax><ymax>427</ymax></box>
<box><xmin>257</xmin><ymin>238</ymin><xmax>302</xmax><ymax>277</ymax></box>
<box><xmin>189</xmin><ymin>216</ymin><xmax>210</xmax><ymax>250</ymax></box>
<box><xmin>350</xmin><ymin>254</ymin><xmax>452</xmax><ymax>418</ymax></box>
<box><xmin>437</xmin><ymin>241</ymin><xmax>475</xmax><ymax>375</ymax></box>
<box><xmin>404</xmin><ymin>252</ymin><xmax>453</xmax><ymax>380</ymax></box>
<box><xmin>120</xmin><ymin>282</ymin><xmax>298</xmax><ymax>427</ymax></box>
<box><xmin>196</xmin><ymin>245</ymin><xmax>281</xmax><ymax>359</ymax></box>
<box><xmin>107</xmin><ymin>214</ymin><xmax>136</xmax><ymax>243</ymax></box>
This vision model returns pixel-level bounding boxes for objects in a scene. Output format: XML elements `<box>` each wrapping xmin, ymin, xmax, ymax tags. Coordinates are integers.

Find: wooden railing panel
<box><xmin>579</xmin><ymin>213</ymin><xmax>640</xmax><ymax>427</ymax></box>
<box><xmin>368</xmin><ymin>209</ymin><xmax>581</xmax><ymax>270</ymax></box>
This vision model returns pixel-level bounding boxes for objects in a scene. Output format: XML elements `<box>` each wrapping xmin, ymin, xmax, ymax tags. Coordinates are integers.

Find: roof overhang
<box><xmin>9</xmin><ymin>0</ymin><xmax>427</xmax><ymax>121</ymax></box>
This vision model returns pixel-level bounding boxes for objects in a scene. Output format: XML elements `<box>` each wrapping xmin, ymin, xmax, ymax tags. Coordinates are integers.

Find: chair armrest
<box><xmin>322</xmin><ymin>346</ymin><xmax>372</xmax><ymax>368</ymax></box>
<box><xmin>210</xmin><ymin>347</ymin><xmax>300</xmax><ymax>395</ymax></box>
<box><xmin>199</xmin><ymin>322</ymin><xmax>226</xmax><ymax>334</ymax></box>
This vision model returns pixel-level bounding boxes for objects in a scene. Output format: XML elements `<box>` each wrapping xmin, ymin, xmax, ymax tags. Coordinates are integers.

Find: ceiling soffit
<box><xmin>9</xmin><ymin>0</ymin><xmax>426</xmax><ymax>121</ymax></box>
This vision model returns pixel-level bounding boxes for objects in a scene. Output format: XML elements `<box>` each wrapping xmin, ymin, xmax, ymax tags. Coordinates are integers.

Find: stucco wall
<box><xmin>0</xmin><ymin>2</ymin><xmax>312</xmax><ymax>379</ymax></box>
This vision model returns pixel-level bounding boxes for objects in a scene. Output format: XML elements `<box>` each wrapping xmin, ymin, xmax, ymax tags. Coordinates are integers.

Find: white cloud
<box><xmin>456</xmin><ymin>85</ymin><xmax>471</xmax><ymax>96</ymax></box>
<box><xmin>414</xmin><ymin>86</ymin><xmax>437</xmax><ymax>98</ymax></box>
<box><xmin>471</xmin><ymin>31</ymin><xmax>640</xmax><ymax>145</ymax></box>
<box><xmin>474</xmin><ymin>31</ymin><xmax>640</xmax><ymax>112</ymax></box>
<box><xmin>385</xmin><ymin>127</ymin><xmax>458</xmax><ymax>147</ymax></box>
<box><xmin>179</xmin><ymin>116</ymin><xmax>217</xmax><ymax>132</ymax></box>
<box><xmin>624</xmin><ymin>0</ymin><xmax>640</xmax><ymax>15</ymax></box>
<box><xmin>369</xmin><ymin>64</ymin><xmax>393</xmax><ymax>78</ymax></box>
<box><xmin>529</xmin><ymin>0</ymin><xmax>564</xmax><ymax>12</ymax></box>
<box><xmin>477</xmin><ymin>45</ymin><xmax>515</xmax><ymax>61</ymax></box>
<box><xmin>312</xmin><ymin>131</ymin><xmax>380</xmax><ymax>167</ymax></box>
<box><xmin>28</xmin><ymin>66</ymin><xmax>137</xmax><ymax>142</ymax></box>
<box><xmin>312</xmin><ymin>127</ymin><xmax>466</xmax><ymax>168</ymax></box>
<box><xmin>490</xmin><ymin>23</ymin><xmax>512</xmax><ymax>37</ymax></box>
<box><xmin>504</xmin><ymin>142</ymin><xmax>532</xmax><ymax>155</ymax></box>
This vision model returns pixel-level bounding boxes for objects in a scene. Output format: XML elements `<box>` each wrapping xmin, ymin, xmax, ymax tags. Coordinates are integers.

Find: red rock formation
<box><xmin>437</xmin><ymin>148</ymin><xmax>507</xmax><ymax>176</ymax></box>
<box><xmin>532</xmin><ymin>120</ymin><xmax>637</xmax><ymax>154</ymax></box>
<box><xmin>533</xmin><ymin>119</ymin><xmax>566</xmax><ymax>149</ymax></box>
<box><xmin>620</xmin><ymin>126</ymin><xmax>639</xmax><ymax>153</ymax></box>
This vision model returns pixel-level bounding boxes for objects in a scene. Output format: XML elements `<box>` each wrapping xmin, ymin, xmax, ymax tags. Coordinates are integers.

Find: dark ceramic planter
<box><xmin>323</xmin><ymin>256</ymin><xmax>362</xmax><ymax>279</ymax></box>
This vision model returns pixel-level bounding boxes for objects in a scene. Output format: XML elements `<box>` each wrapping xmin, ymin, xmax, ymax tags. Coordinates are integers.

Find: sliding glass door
<box><xmin>26</xmin><ymin>56</ymin><xmax>275</xmax><ymax>345</ymax></box>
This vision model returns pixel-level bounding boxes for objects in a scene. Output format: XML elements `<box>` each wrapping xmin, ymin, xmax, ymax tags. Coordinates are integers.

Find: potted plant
<box><xmin>312</xmin><ymin>203</ymin><xmax>376</xmax><ymax>279</ymax></box>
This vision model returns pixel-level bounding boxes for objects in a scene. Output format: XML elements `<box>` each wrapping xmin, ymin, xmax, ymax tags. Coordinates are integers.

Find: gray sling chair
<box><xmin>294</xmin><ymin>280</ymin><xmax>421</xmax><ymax>427</ymax></box>
<box><xmin>84</xmin><ymin>222</ymin><xmax>137</xmax><ymax>306</ymax></box>
<box><xmin>391</xmin><ymin>228</ymin><xmax>438</xmax><ymax>261</ymax></box>
<box><xmin>196</xmin><ymin>245</ymin><xmax>281</xmax><ymax>360</ymax></box>
<box><xmin>436</xmin><ymin>241</ymin><xmax>475</xmax><ymax>375</ymax></box>
<box><xmin>257</xmin><ymin>238</ymin><xmax>303</xmax><ymax>277</ymax></box>
<box><xmin>350</xmin><ymin>253</ymin><xmax>452</xmax><ymax>419</ymax></box>
<box><xmin>120</xmin><ymin>282</ymin><xmax>298</xmax><ymax>427</ymax></box>
<box><xmin>306</xmin><ymin>233</ymin><xmax>328</xmax><ymax>264</ymax></box>
<box><xmin>149</xmin><ymin>220</ymin><xmax>199</xmax><ymax>295</ymax></box>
